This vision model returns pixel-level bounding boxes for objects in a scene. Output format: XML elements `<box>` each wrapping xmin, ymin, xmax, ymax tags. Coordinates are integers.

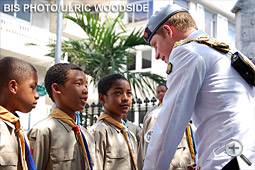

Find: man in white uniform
<box><xmin>143</xmin><ymin>4</ymin><xmax>255</xmax><ymax>170</ymax></box>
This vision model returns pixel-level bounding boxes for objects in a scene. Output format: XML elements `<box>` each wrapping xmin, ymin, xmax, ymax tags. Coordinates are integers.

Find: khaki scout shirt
<box><xmin>0</xmin><ymin>118</ymin><xmax>22</xmax><ymax>170</ymax></box>
<box><xmin>138</xmin><ymin>106</ymin><xmax>194</xmax><ymax>170</ymax></box>
<box><xmin>89</xmin><ymin>120</ymin><xmax>138</xmax><ymax>170</ymax></box>
<box><xmin>27</xmin><ymin>109</ymin><xmax>95</xmax><ymax>170</ymax></box>
<box><xmin>125</xmin><ymin>120</ymin><xmax>142</xmax><ymax>146</ymax></box>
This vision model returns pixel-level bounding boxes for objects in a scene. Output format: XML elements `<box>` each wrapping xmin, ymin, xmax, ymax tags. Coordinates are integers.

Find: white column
<box><xmin>136</xmin><ymin>50</ymin><xmax>142</xmax><ymax>71</ymax></box>
<box><xmin>188</xmin><ymin>1</ymin><xmax>197</xmax><ymax>20</ymax></box>
<box><xmin>216</xmin><ymin>14</ymin><xmax>228</xmax><ymax>43</ymax></box>
<box><xmin>196</xmin><ymin>3</ymin><xmax>205</xmax><ymax>31</ymax></box>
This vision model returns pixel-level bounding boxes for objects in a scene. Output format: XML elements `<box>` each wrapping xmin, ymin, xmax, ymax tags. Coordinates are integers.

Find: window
<box><xmin>128</xmin><ymin>53</ymin><xmax>136</xmax><ymax>71</ymax></box>
<box><xmin>0</xmin><ymin>0</ymin><xmax>15</xmax><ymax>16</ymax></box>
<box><xmin>128</xmin><ymin>0</ymin><xmax>153</xmax><ymax>23</ymax></box>
<box><xmin>228</xmin><ymin>22</ymin><xmax>235</xmax><ymax>48</ymax></box>
<box><xmin>205</xmin><ymin>10</ymin><xmax>215</xmax><ymax>37</ymax></box>
<box><xmin>0</xmin><ymin>0</ymin><xmax>31</xmax><ymax>22</ymax></box>
<box><xmin>173</xmin><ymin>0</ymin><xmax>188</xmax><ymax>9</ymax></box>
<box><xmin>142</xmin><ymin>50</ymin><xmax>151</xmax><ymax>69</ymax></box>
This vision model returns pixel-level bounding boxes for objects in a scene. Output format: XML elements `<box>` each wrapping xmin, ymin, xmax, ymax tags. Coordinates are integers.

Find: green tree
<box><xmin>47</xmin><ymin>12</ymin><xmax>166</xmax><ymax>98</ymax></box>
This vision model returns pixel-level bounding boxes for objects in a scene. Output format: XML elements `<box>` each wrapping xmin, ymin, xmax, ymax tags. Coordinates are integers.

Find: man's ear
<box><xmin>163</xmin><ymin>25</ymin><xmax>173</xmax><ymax>37</ymax></box>
<box><xmin>8</xmin><ymin>80</ymin><xmax>18</xmax><ymax>94</ymax></box>
<box><xmin>99</xmin><ymin>94</ymin><xmax>106</xmax><ymax>104</ymax></box>
<box><xmin>51</xmin><ymin>83</ymin><xmax>61</xmax><ymax>95</ymax></box>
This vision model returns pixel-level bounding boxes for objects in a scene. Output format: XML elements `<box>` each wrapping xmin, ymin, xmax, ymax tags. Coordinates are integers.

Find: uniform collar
<box><xmin>51</xmin><ymin>108</ymin><xmax>73</xmax><ymax>132</ymax></box>
<box><xmin>1</xmin><ymin>119</ymin><xmax>15</xmax><ymax>129</ymax></box>
<box><xmin>187</xmin><ymin>29</ymin><xmax>208</xmax><ymax>39</ymax></box>
<box><xmin>0</xmin><ymin>106</ymin><xmax>16</xmax><ymax>129</ymax></box>
<box><xmin>103</xmin><ymin>120</ymin><xmax>122</xmax><ymax>133</ymax></box>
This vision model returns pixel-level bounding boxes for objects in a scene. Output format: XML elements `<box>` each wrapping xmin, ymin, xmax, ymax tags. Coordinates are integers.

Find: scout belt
<box><xmin>173</xmin><ymin>36</ymin><xmax>255</xmax><ymax>87</ymax></box>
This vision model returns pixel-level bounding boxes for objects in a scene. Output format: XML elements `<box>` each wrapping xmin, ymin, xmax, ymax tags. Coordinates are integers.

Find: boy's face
<box><xmin>101</xmin><ymin>79</ymin><xmax>132</xmax><ymax>119</ymax></box>
<box><xmin>15</xmin><ymin>72</ymin><xmax>39</xmax><ymax>113</ymax></box>
<box><xmin>58</xmin><ymin>70</ymin><xmax>88</xmax><ymax>113</ymax></box>
<box><xmin>156</xmin><ymin>86</ymin><xmax>167</xmax><ymax>104</ymax></box>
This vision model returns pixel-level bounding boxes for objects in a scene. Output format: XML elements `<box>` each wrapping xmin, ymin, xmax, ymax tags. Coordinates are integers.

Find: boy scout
<box><xmin>89</xmin><ymin>74</ymin><xmax>138</xmax><ymax>170</ymax></box>
<box><xmin>27</xmin><ymin>63</ymin><xmax>95</xmax><ymax>170</ymax></box>
<box><xmin>0</xmin><ymin>57</ymin><xmax>39</xmax><ymax>169</ymax></box>
<box><xmin>138</xmin><ymin>84</ymin><xmax>195</xmax><ymax>170</ymax></box>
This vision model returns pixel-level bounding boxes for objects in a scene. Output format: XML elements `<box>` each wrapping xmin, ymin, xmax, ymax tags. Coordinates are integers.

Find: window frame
<box><xmin>0</xmin><ymin>0</ymin><xmax>32</xmax><ymax>23</ymax></box>
<box><xmin>127</xmin><ymin>0</ymin><xmax>153</xmax><ymax>23</ymax></box>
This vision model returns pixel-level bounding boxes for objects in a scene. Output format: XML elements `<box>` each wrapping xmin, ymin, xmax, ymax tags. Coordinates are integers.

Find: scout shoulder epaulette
<box><xmin>173</xmin><ymin>36</ymin><xmax>255</xmax><ymax>87</ymax></box>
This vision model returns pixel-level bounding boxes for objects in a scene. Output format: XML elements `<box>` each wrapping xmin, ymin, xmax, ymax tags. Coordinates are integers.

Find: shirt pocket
<box><xmin>105</xmin><ymin>151</ymin><xmax>128</xmax><ymax>169</ymax></box>
<box><xmin>107</xmin><ymin>151</ymin><xmax>127</xmax><ymax>159</ymax></box>
<box><xmin>50</xmin><ymin>147</ymin><xmax>77</xmax><ymax>169</ymax></box>
<box><xmin>0</xmin><ymin>152</ymin><xmax>18</xmax><ymax>167</ymax></box>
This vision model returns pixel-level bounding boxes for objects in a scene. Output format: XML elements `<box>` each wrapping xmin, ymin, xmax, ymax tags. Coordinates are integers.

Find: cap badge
<box><xmin>144</xmin><ymin>27</ymin><xmax>152</xmax><ymax>41</ymax></box>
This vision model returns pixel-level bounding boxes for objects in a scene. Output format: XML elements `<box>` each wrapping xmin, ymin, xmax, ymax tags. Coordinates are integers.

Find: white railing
<box><xmin>0</xmin><ymin>13</ymin><xmax>70</xmax><ymax>66</ymax></box>
<box><xmin>0</xmin><ymin>13</ymin><xmax>56</xmax><ymax>48</ymax></box>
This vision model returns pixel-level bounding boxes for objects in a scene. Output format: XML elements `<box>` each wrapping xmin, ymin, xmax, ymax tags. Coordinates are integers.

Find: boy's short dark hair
<box><xmin>98</xmin><ymin>73</ymin><xmax>128</xmax><ymax>95</ymax></box>
<box><xmin>157</xmin><ymin>84</ymin><xmax>167</xmax><ymax>89</ymax></box>
<box><xmin>0</xmin><ymin>57</ymin><xmax>37</xmax><ymax>90</ymax></box>
<box><xmin>44</xmin><ymin>63</ymin><xmax>83</xmax><ymax>102</ymax></box>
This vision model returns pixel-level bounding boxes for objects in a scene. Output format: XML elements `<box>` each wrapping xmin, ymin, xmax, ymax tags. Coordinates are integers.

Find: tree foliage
<box><xmin>46</xmin><ymin>12</ymin><xmax>166</xmax><ymax>98</ymax></box>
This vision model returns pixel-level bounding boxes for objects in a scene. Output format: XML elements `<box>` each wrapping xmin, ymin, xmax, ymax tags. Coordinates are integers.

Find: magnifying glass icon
<box><xmin>225</xmin><ymin>139</ymin><xmax>252</xmax><ymax>166</ymax></box>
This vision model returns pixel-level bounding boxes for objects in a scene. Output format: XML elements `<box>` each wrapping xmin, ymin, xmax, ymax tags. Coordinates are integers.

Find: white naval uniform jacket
<box><xmin>143</xmin><ymin>30</ymin><xmax>255</xmax><ymax>170</ymax></box>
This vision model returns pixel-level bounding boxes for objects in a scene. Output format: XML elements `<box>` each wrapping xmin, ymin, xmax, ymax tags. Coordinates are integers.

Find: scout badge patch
<box><xmin>145</xmin><ymin>130</ymin><xmax>153</xmax><ymax>143</ymax></box>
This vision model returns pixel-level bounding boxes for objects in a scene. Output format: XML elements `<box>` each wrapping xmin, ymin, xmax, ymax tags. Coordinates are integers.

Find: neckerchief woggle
<box><xmin>122</xmin><ymin>120</ymin><xmax>134</xmax><ymax>151</ymax></box>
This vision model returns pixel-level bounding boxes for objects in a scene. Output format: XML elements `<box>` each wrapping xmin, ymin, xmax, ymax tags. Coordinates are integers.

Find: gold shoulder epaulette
<box><xmin>173</xmin><ymin>36</ymin><xmax>230</xmax><ymax>53</ymax></box>
<box><xmin>173</xmin><ymin>36</ymin><xmax>255</xmax><ymax>87</ymax></box>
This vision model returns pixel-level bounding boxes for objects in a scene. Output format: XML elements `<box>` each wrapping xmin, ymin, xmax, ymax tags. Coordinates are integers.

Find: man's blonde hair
<box><xmin>156</xmin><ymin>12</ymin><xmax>197</xmax><ymax>36</ymax></box>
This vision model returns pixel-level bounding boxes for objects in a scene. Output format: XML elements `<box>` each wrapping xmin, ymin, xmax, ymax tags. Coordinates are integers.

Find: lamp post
<box><xmin>55</xmin><ymin>0</ymin><xmax>63</xmax><ymax>64</ymax></box>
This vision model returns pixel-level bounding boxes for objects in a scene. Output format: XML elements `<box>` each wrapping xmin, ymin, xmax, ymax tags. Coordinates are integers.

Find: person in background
<box><xmin>27</xmin><ymin>63</ymin><xmax>95</xmax><ymax>170</ymax></box>
<box><xmin>138</xmin><ymin>84</ymin><xmax>195</xmax><ymax>170</ymax></box>
<box><xmin>89</xmin><ymin>73</ymin><xmax>138</xmax><ymax>170</ymax></box>
<box><xmin>145</xmin><ymin>84</ymin><xmax>167</xmax><ymax>118</ymax></box>
<box><xmin>0</xmin><ymin>56</ymin><xmax>39</xmax><ymax>170</ymax></box>
<box><xmin>143</xmin><ymin>4</ymin><xmax>255</xmax><ymax>170</ymax></box>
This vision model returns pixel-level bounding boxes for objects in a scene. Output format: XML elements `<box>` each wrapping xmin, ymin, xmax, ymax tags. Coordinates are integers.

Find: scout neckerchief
<box><xmin>122</xmin><ymin>120</ymin><xmax>137</xmax><ymax>170</ymax></box>
<box><xmin>0</xmin><ymin>106</ymin><xmax>36</xmax><ymax>170</ymax></box>
<box><xmin>49</xmin><ymin>108</ymin><xmax>93</xmax><ymax>170</ymax></box>
<box><xmin>122</xmin><ymin>120</ymin><xmax>135</xmax><ymax>152</ymax></box>
<box><xmin>97</xmin><ymin>112</ymin><xmax>138</xmax><ymax>170</ymax></box>
<box><xmin>186</xmin><ymin>123</ymin><xmax>197</xmax><ymax>170</ymax></box>
<box><xmin>75</xmin><ymin>112</ymin><xmax>93</xmax><ymax>169</ymax></box>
